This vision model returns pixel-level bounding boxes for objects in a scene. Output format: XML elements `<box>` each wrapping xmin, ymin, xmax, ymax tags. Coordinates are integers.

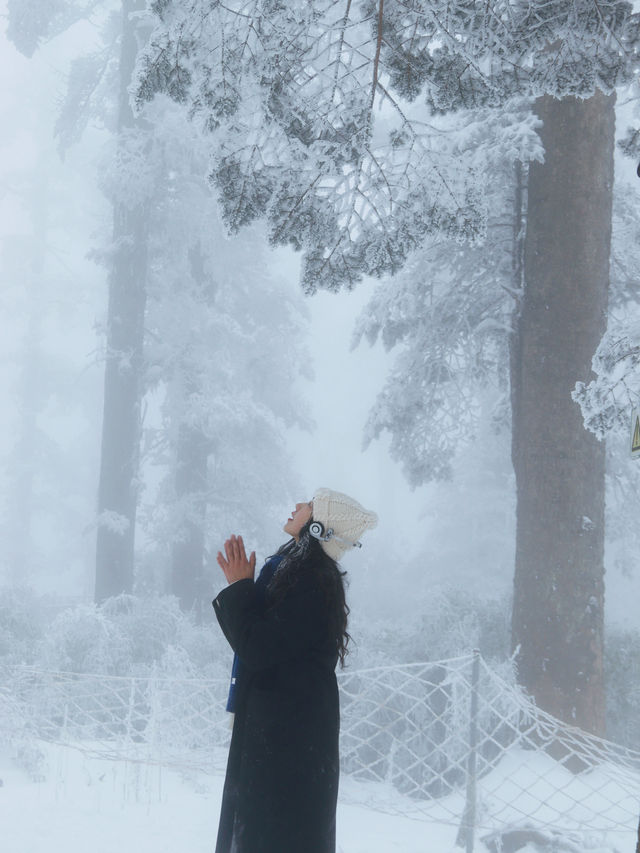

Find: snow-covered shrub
<box><xmin>0</xmin><ymin>586</ymin><xmax>47</xmax><ymax>664</ymax></box>
<box><xmin>350</xmin><ymin>588</ymin><xmax>511</xmax><ymax>669</ymax></box>
<box><xmin>37</xmin><ymin>593</ymin><xmax>230</xmax><ymax>679</ymax></box>
<box><xmin>40</xmin><ymin>603</ymin><xmax>132</xmax><ymax>675</ymax></box>
<box><xmin>97</xmin><ymin>593</ymin><xmax>229</xmax><ymax>679</ymax></box>
<box><xmin>171</xmin><ymin>614</ymin><xmax>230</xmax><ymax>681</ymax></box>
<box><xmin>99</xmin><ymin>594</ymin><xmax>183</xmax><ymax>673</ymax></box>
<box><xmin>27</xmin><ymin>595</ymin><xmax>229</xmax><ymax>746</ymax></box>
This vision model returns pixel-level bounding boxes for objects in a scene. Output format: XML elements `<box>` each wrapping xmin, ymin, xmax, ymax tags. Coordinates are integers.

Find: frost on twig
<box><xmin>573</xmin><ymin>325</ymin><xmax>640</xmax><ymax>440</ymax></box>
<box><xmin>134</xmin><ymin>0</ymin><xmax>639</xmax><ymax>293</ymax></box>
<box><xmin>96</xmin><ymin>510</ymin><xmax>131</xmax><ymax>536</ymax></box>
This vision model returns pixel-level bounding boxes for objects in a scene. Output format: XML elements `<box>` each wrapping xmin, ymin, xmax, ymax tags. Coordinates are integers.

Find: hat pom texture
<box><xmin>311</xmin><ymin>488</ymin><xmax>378</xmax><ymax>562</ymax></box>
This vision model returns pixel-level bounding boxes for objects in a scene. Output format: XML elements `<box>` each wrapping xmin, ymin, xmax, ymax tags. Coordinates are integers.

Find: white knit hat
<box><xmin>310</xmin><ymin>487</ymin><xmax>378</xmax><ymax>561</ymax></box>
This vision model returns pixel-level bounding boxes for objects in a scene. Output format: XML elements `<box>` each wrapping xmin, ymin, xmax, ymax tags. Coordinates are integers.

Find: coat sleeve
<box><xmin>212</xmin><ymin>576</ymin><xmax>326</xmax><ymax>671</ymax></box>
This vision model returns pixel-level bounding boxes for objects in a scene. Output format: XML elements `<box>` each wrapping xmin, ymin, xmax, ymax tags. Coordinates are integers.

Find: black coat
<box><xmin>213</xmin><ymin>565</ymin><xmax>340</xmax><ymax>853</ymax></box>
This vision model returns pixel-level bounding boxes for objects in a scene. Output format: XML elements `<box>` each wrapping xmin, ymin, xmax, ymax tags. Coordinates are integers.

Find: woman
<box><xmin>212</xmin><ymin>487</ymin><xmax>377</xmax><ymax>853</ymax></box>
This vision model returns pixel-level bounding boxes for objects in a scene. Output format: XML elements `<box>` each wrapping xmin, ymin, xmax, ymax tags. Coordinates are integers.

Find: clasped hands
<box><xmin>217</xmin><ymin>534</ymin><xmax>256</xmax><ymax>585</ymax></box>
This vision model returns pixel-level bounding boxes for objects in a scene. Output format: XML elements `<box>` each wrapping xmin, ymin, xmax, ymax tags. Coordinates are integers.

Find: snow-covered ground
<box><xmin>2</xmin><ymin>741</ymin><xmax>637</xmax><ymax>853</ymax></box>
<box><xmin>1</xmin><ymin>742</ymin><xmax>458</xmax><ymax>853</ymax></box>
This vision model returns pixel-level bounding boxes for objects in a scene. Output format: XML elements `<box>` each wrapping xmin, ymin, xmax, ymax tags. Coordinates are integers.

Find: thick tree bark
<box><xmin>511</xmin><ymin>92</ymin><xmax>615</xmax><ymax>736</ymax></box>
<box><xmin>95</xmin><ymin>0</ymin><xmax>149</xmax><ymax>603</ymax></box>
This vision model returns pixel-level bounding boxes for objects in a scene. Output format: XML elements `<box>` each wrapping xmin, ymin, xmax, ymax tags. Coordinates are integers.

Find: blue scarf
<box><xmin>225</xmin><ymin>554</ymin><xmax>284</xmax><ymax>713</ymax></box>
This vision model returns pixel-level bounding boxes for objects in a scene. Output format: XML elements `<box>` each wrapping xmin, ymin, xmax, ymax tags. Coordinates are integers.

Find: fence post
<box><xmin>455</xmin><ymin>649</ymin><xmax>480</xmax><ymax>852</ymax></box>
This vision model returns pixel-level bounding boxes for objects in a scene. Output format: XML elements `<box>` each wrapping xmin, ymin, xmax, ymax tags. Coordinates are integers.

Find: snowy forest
<box><xmin>2</xmin><ymin>2</ymin><xmax>640</xmax><ymax>852</ymax></box>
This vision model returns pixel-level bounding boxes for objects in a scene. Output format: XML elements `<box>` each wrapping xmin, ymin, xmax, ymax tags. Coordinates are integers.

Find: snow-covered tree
<box><xmin>359</xmin><ymin>112</ymin><xmax>640</xmax><ymax>736</ymax></box>
<box><xmin>135</xmin><ymin>0</ymin><xmax>638</xmax><ymax>291</ymax></box>
<box><xmin>353</xmin><ymin>153</ymin><xmax>527</xmax><ymax>484</ymax></box>
<box><xmin>135</xmin><ymin>101</ymin><xmax>312</xmax><ymax>611</ymax></box>
<box><xmin>8</xmin><ymin>0</ymin><xmax>158</xmax><ymax>600</ymax></box>
<box><xmin>8</xmin><ymin>1</ymin><xmax>312</xmax><ymax>608</ymax></box>
<box><xmin>571</xmin><ymin>181</ymin><xmax>640</xmax><ymax>582</ymax></box>
<box><xmin>573</xmin><ymin>183</ymin><xmax>640</xmax><ymax>438</ymax></box>
<box><xmin>0</xmin><ymin>42</ymin><xmax>104</xmax><ymax>596</ymax></box>
<box><xmin>135</xmin><ymin>0</ymin><xmax>640</xmax><ymax>733</ymax></box>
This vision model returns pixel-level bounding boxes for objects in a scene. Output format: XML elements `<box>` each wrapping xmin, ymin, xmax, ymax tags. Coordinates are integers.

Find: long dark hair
<box><xmin>268</xmin><ymin>519</ymin><xmax>351</xmax><ymax>667</ymax></box>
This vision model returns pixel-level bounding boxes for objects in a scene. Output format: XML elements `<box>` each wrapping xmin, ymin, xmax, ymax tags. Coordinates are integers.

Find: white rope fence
<box><xmin>2</xmin><ymin>653</ymin><xmax>639</xmax><ymax>850</ymax></box>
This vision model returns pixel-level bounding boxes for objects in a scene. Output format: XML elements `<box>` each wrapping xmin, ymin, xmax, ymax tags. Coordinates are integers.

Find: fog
<box><xmin>0</xmin><ymin>0</ymin><xmax>639</xmax><ymax>651</ymax></box>
<box><xmin>1</xmin><ymin>4</ymin><xmax>639</xmax><ymax>851</ymax></box>
<box><xmin>0</xmin><ymin>14</ymin><xmax>521</xmax><ymax>615</ymax></box>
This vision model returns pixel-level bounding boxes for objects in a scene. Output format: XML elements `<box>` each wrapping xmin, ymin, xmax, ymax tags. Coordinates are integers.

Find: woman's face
<box><xmin>283</xmin><ymin>501</ymin><xmax>313</xmax><ymax>541</ymax></box>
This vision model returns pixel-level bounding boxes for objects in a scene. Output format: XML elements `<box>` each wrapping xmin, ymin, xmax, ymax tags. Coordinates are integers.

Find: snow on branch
<box><xmin>96</xmin><ymin>510</ymin><xmax>131</xmax><ymax>535</ymax></box>
<box><xmin>573</xmin><ymin>325</ymin><xmax>640</xmax><ymax>440</ymax></box>
<box><xmin>132</xmin><ymin>1</ymin><xmax>638</xmax><ymax>292</ymax></box>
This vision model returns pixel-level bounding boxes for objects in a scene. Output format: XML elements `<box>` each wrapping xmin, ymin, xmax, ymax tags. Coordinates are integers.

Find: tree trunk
<box><xmin>5</xmin><ymin>162</ymin><xmax>48</xmax><ymax>584</ymax></box>
<box><xmin>170</xmin><ymin>243</ymin><xmax>212</xmax><ymax>616</ymax></box>
<box><xmin>95</xmin><ymin>0</ymin><xmax>149</xmax><ymax>602</ymax></box>
<box><xmin>511</xmin><ymin>91</ymin><xmax>615</xmax><ymax>737</ymax></box>
<box><xmin>170</xmin><ymin>423</ymin><xmax>209</xmax><ymax>614</ymax></box>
